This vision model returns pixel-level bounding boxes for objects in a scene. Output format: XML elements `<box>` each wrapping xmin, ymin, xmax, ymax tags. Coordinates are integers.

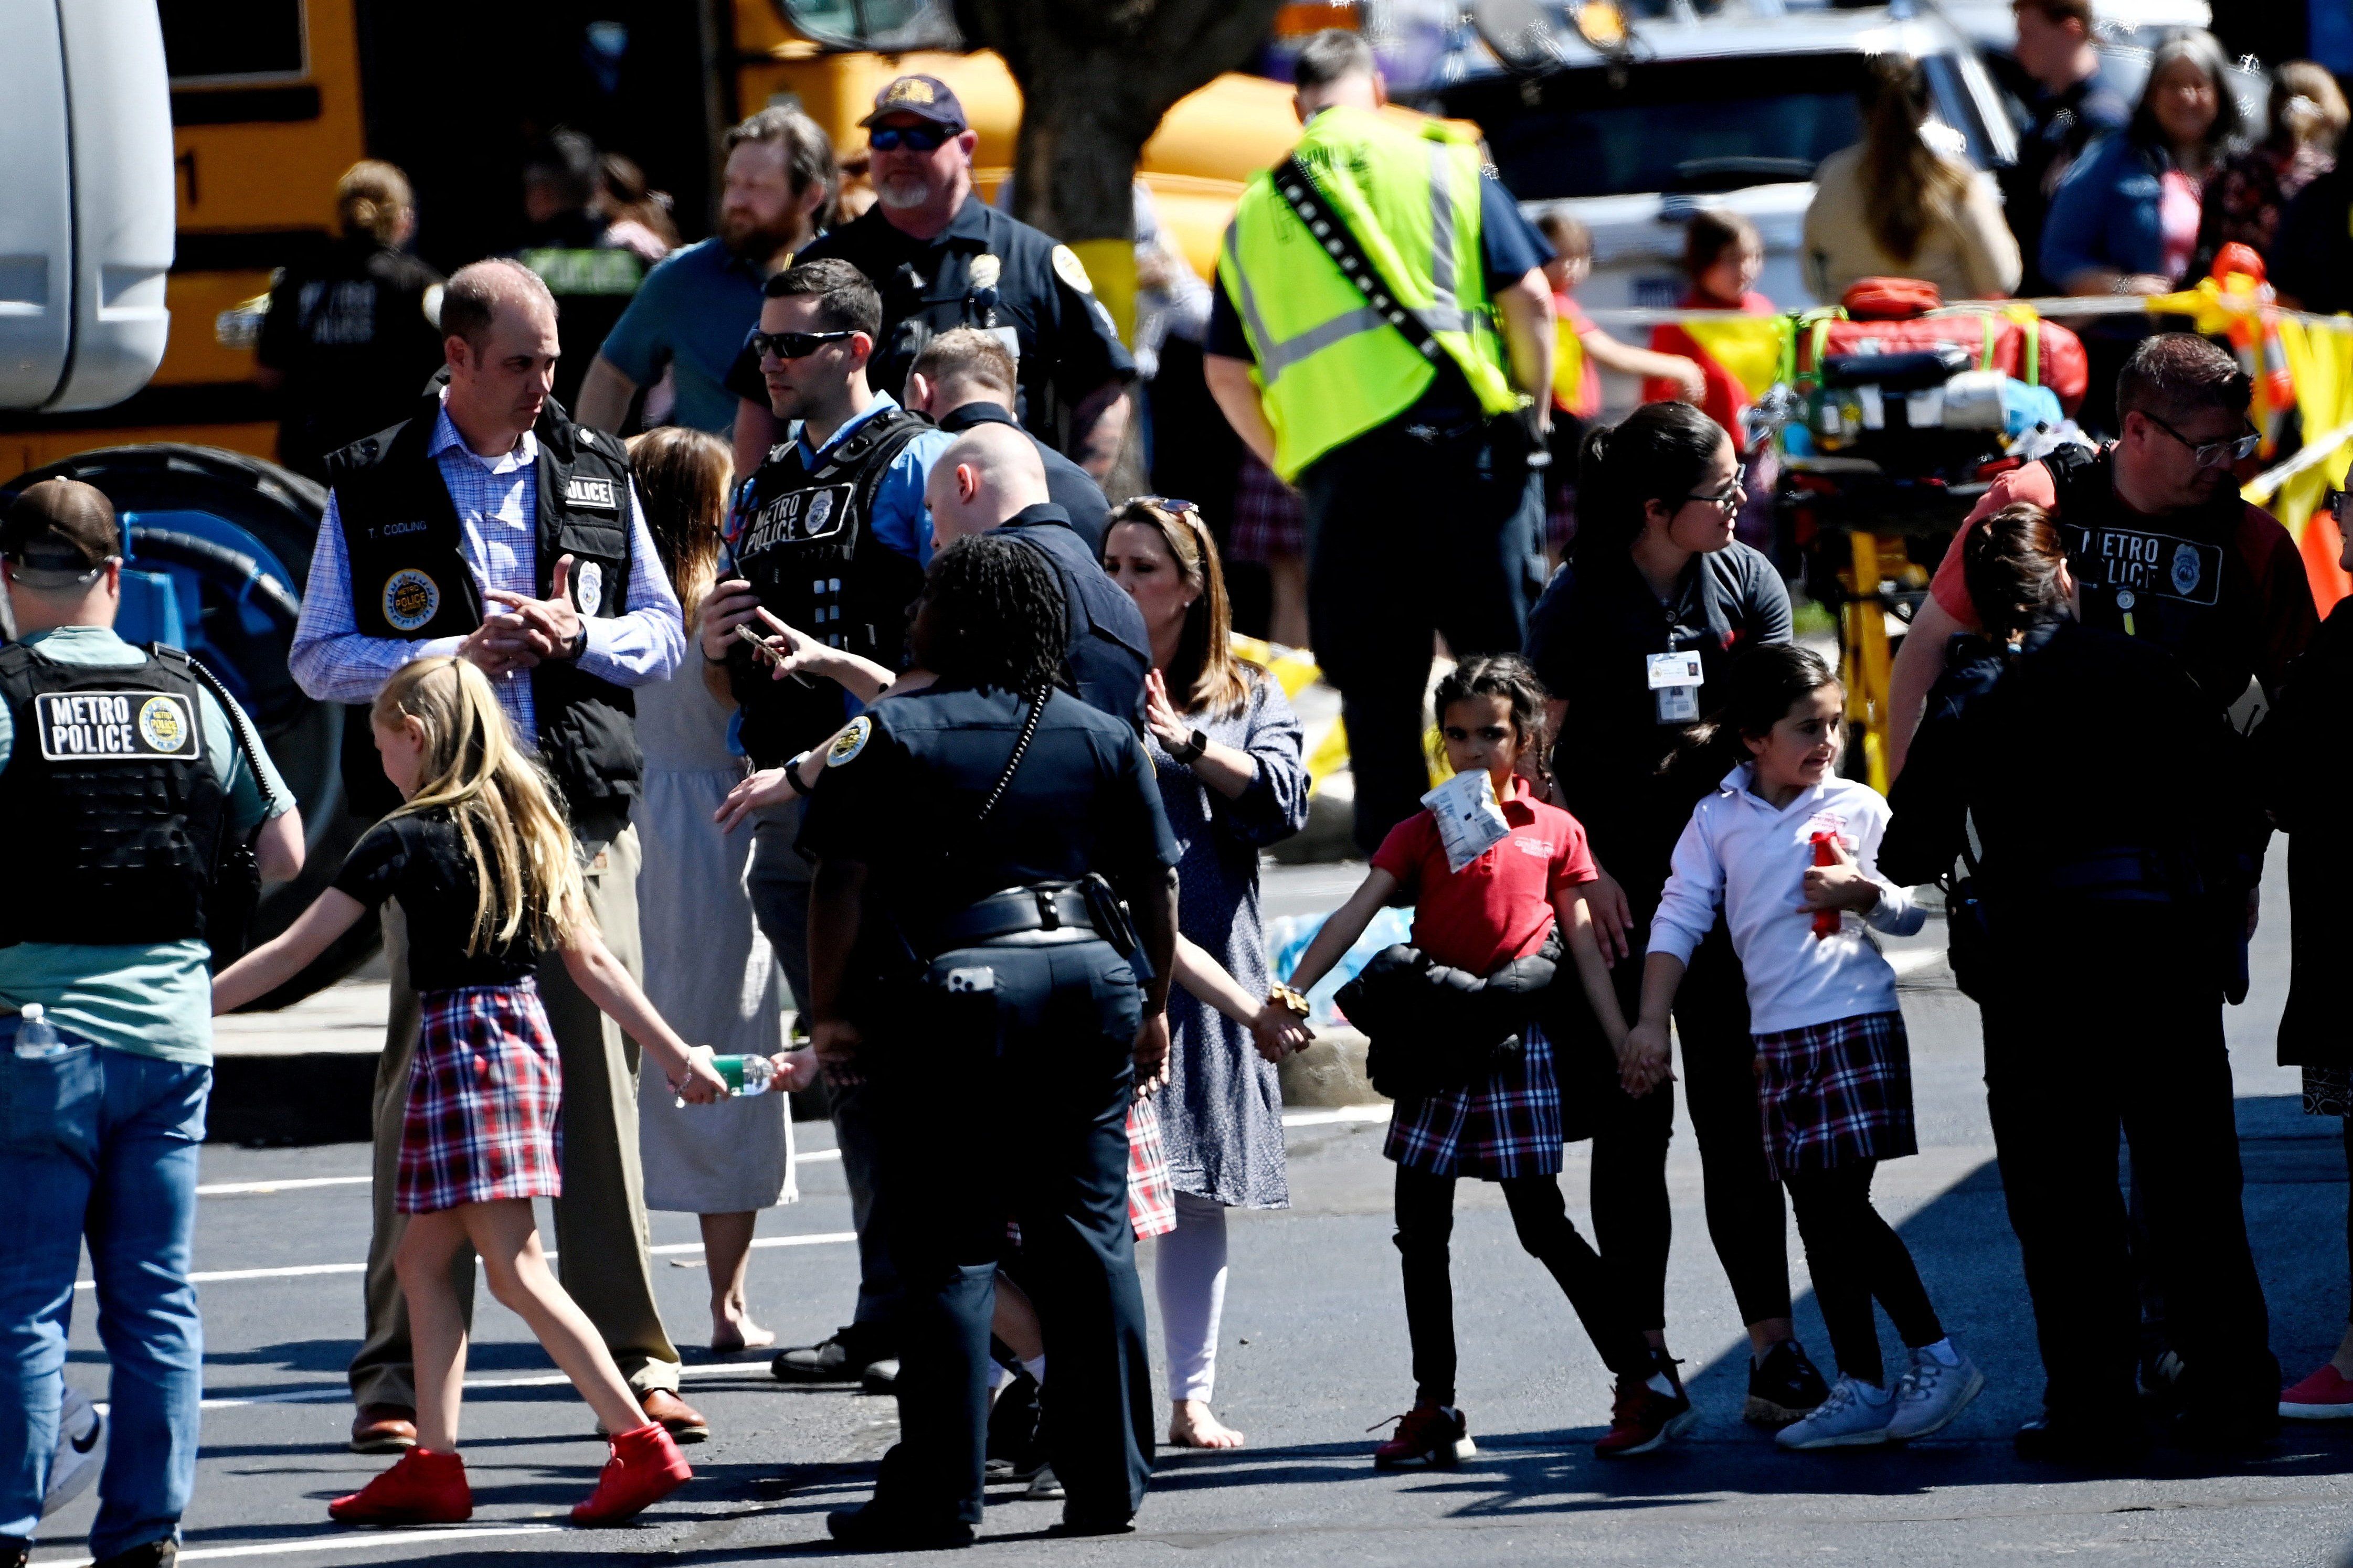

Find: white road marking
<box><xmin>1279</xmin><ymin>1103</ymin><xmax>1391</xmax><ymax>1127</ymax></box>
<box><xmin>198</xmin><ymin>1352</ymin><xmax>802</xmax><ymax>1411</ymax></box>
<box><xmin>199</xmin><ymin>1147</ymin><xmax>843</xmax><ymax>1198</ymax></box>
<box><xmin>34</xmin><ymin>1522</ymin><xmax>562</xmax><ymax>1567</ymax></box>
<box><xmin>77</xmin><ymin>1232</ymin><xmax>858</xmax><ymax>1294</ymax></box>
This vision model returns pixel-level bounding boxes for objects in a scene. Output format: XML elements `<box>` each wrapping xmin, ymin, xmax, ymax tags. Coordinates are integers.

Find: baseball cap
<box><xmin>3</xmin><ymin>478</ymin><xmax>121</xmax><ymax>588</ymax></box>
<box><xmin>859</xmin><ymin>74</ymin><xmax>967</xmax><ymax>131</ymax></box>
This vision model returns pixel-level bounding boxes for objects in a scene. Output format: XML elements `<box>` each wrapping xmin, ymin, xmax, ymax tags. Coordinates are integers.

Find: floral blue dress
<box><xmin>1147</xmin><ymin>670</ymin><xmax>1310</xmax><ymax>1208</ymax></box>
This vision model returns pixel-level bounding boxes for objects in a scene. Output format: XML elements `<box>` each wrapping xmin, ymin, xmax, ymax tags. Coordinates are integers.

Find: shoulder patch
<box><xmin>1052</xmin><ymin>244</ymin><xmax>1093</xmax><ymax>295</ymax></box>
<box><xmin>826</xmin><ymin>714</ymin><xmax>874</xmax><ymax>767</ymax></box>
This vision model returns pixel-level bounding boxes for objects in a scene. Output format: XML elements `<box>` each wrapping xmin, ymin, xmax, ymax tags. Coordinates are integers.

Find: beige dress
<box><xmin>1802</xmin><ymin>143</ymin><xmax>2022</xmax><ymax>304</ymax></box>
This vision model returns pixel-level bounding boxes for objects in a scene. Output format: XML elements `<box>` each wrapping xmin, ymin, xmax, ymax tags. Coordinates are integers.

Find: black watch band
<box><xmin>783</xmin><ymin>753</ymin><xmax>814</xmax><ymax>796</ymax></box>
<box><xmin>1172</xmin><ymin>728</ymin><xmax>1207</xmax><ymax>765</ymax></box>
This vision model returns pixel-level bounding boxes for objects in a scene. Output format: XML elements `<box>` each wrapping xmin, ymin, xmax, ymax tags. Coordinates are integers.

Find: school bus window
<box><xmin>160</xmin><ymin>0</ymin><xmax>308</xmax><ymax>86</ymax></box>
<box><xmin>777</xmin><ymin>0</ymin><xmax>958</xmax><ymax>51</ymax></box>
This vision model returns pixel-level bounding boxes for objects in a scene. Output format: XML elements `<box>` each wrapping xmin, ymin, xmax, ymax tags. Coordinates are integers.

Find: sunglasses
<box><xmin>1684</xmin><ymin>463</ymin><xmax>1747</xmax><ymax>511</ymax></box>
<box><xmin>2145</xmin><ymin>412</ymin><xmax>2260</xmax><ymax>471</ymax></box>
<box><xmin>868</xmin><ymin>123</ymin><xmax>954</xmax><ymax>153</ymax></box>
<box><xmin>752</xmin><ymin>329</ymin><xmax>857</xmax><ymax>360</ymax></box>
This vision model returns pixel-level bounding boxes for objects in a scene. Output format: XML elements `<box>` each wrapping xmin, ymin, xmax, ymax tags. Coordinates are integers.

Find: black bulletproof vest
<box><xmin>726</xmin><ymin>408</ymin><xmax>929</xmax><ymax>766</ymax></box>
<box><xmin>0</xmin><ymin>642</ymin><xmax>228</xmax><ymax>946</ymax></box>
<box><xmin>325</xmin><ymin>393</ymin><xmax>642</xmax><ymax>824</ymax></box>
<box><xmin>2045</xmin><ymin>443</ymin><xmax>2264</xmax><ymax>707</ymax></box>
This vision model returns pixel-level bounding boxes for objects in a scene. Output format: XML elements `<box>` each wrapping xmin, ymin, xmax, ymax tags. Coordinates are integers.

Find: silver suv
<box><xmin>1421</xmin><ymin>2</ymin><xmax>2017</xmax><ymax>314</ymax></box>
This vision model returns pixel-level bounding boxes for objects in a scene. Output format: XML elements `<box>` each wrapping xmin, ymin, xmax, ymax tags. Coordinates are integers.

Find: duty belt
<box><xmin>929</xmin><ymin>885</ymin><xmax>1099</xmax><ymax>953</ymax></box>
<box><xmin>2000</xmin><ymin>847</ymin><xmax>2201</xmax><ymax>904</ymax></box>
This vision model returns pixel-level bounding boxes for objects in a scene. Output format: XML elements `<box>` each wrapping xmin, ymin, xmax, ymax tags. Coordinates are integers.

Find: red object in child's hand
<box><xmin>1810</xmin><ymin>831</ymin><xmax>1840</xmax><ymax>938</ymax></box>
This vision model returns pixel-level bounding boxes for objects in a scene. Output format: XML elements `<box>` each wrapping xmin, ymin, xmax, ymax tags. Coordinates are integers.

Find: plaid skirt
<box><xmin>1754</xmin><ymin>1010</ymin><xmax>1915</xmax><ymax>1179</ymax></box>
<box><xmin>1383</xmin><ymin>1021</ymin><xmax>1564</xmax><ymax>1181</ymax></box>
<box><xmin>1227</xmin><ymin>452</ymin><xmax>1306</xmax><ymax>563</ymax></box>
<box><xmin>1128</xmin><ymin>1095</ymin><xmax>1176</xmax><ymax>1239</ymax></box>
<box><xmin>396</xmin><ymin>980</ymin><xmax>564</xmax><ymax>1214</ymax></box>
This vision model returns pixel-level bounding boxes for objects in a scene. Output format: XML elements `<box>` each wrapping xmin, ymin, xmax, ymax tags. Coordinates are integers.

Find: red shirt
<box><xmin>1646</xmin><ymin>287</ymin><xmax>1775</xmax><ymax>438</ymax></box>
<box><xmin>1926</xmin><ymin>457</ymin><xmax>2316</xmax><ymax>697</ymax></box>
<box><xmin>1371</xmin><ymin>774</ymin><xmax>1597</xmax><ymax>975</ymax></box>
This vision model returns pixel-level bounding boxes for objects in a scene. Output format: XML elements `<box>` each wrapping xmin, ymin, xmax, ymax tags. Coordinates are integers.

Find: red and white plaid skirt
<box><xmin>1754</xmin><ymin>1010</ymin><xmax>1916</xmax><ymax>1180</ymax></box>
<box><xmin>1127</xmin><ymin>1094</ymin><xmax>1176</xmax><ymax>1240</ymax></box>
<box><xmin>1226</xmin><ymin>452</ymin><xmax>1306</xmax><ymax>564</ymax></box>
<box><xmin>396</xmin><ymin>980</ymin><xmax>564</xmax><ymax>1214</ymax></box>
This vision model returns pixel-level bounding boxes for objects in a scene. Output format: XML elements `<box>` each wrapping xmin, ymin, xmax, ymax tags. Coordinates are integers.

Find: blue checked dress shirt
<box><xmin>290</xmin><ymin>401</ymin><xmax>685</xmax><ymax>747</ymax></box>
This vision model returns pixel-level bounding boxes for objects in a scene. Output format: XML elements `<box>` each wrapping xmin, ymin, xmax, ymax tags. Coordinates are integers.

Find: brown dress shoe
<box><xmin>349</xmin><ymin>1403</ymin><xmax>418</xmax><ymax>1454</ymax></box>
<box><xmin>638</xmin><ymin>1388</ymin><xmax>710</xmax><ymax>1443</ymax></box>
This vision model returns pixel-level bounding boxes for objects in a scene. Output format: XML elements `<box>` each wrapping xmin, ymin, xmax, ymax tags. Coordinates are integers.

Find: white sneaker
<box><xmin>1775</xmin><ymin>1375</ymin><xmax>1896</xmax><ymax>1450</ymax></box>
<box><xmin>1887</xmin><ymin>1343</ymin><xmax>1985</xmax><ymax>1442</ymax></box>
<box><xmin>42</xmin><ymin>1388</ymin><xmax>105</xmax><ymax>1518</ymax></box>
<box><xmin>1025</xmin><ymin>1463</ymin><xmax>1066</xmax><ymax>1500</ymax></box>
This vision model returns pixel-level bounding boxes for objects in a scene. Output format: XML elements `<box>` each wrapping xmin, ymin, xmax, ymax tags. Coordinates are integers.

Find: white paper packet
<box><xmin>1420</xmin><ymin>767</ymin><xmax>1510</xmax><ymax>873</ymax></box>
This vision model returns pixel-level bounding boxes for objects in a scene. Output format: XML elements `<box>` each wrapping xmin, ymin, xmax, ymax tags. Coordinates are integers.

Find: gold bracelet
<box><xmin>1267</xmin><ymin>983</ymin><xmax>1310</xmax><ymax>1017</ymax></box>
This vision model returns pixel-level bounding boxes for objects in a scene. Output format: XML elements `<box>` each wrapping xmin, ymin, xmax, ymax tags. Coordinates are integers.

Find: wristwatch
<box><xmin>1170</xmin><ymin>728</ymin><xmax>1207</xmax><ymax>765</ymax></box>
<box><xmin>567</xmin><ymin>624</ymin><xmax>589</xmax><ymax>660</ymax></box>
<box><xmin>783</xmin><ymin>752</ymin><xmax>814</xmax><ymax>796</ymax></box>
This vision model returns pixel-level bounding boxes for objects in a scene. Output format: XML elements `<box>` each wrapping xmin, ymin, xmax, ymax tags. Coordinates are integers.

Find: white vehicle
<box><xmin>1424</xmin><ymin>1</ymin><xmax>2017</xmax><ymax>321</ymax></box>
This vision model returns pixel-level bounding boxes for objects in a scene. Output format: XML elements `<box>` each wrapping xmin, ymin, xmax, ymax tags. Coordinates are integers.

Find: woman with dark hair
<box><xmin>2191</xmin><ymin>60</ymin><xmax>2346</xmax><ymax>278</ymax></box>
<box><xmin>2043</xmin><ymin>29</ymin><xmax>2247</xmax><ymax>295</ymax></box>
<box><xmin>798</xmin><ymin>532</ymin><xmax>1182</xmax><ymax>1545</ymax></box>
<box><xmin>1803</xmin><ymin>54</ymin><xmax>2021</xmax><ymax>301</ymax></box>
<box><xmin>624</xmin><ymin>428</ymin><xmax>800</xmax><ymax>1353</ymax></box>
<box><xmin>1101</xmin><ymin>497</ymin><xmax>1310</xmax><ymax>1449</ymax></box>
<box><xmin>1521</xmin><ymin>400</ymin><xmax>1824</xmax><ymax>1429</ymax></box>
<box><xmin>1882</xmin><ymin>502</ymin><xmax>2279</xmax><ymax>1461</ymax></box>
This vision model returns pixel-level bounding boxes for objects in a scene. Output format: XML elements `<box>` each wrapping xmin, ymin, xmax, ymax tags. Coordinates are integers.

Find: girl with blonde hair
<box><xmin>213</xmin><ymin>657</ymin><xmax>741</xmax><ymax>1527</ymax></box>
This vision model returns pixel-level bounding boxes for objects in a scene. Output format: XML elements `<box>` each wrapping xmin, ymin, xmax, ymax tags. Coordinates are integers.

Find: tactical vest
<box><xmin>726</xmin><ymin>407</ymin><xmax>930</xmax><ymax>766</ymax></box>
<box><xmin>325</xmin><ymin>393</ymin><xmax>642</xmax><ymax>824</ymax></box>
<box><xmin>0</xmin><ymin>642</ymin><xmax>228</xmax><ymax>947</ymax></box>
<box><xmin>1218</xmin><ymin>105</ymin><xmax>1519</xmax><ymax>483</ymax></box>
<box><xmin>2043</xmin><ymin>443</ymin><xmax>2264</xmax><ymax>707</ymax></box>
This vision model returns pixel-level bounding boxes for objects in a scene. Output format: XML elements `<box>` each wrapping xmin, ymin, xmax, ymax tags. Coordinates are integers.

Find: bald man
<box><xmin>289</xmin><ymin>257</ymin><xmax>702</xmax><ymax>1451</ymax></box>
<box><xmin>926</xmin><ymin>424</ymin><xmax>1149</xmax><ymax>721</ymax></box>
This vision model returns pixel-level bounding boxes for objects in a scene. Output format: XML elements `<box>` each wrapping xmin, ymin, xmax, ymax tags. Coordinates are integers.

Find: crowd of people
<box><xmin>9</xmin><ymin>13</ymin><xmax>2353</xmax><ymax>1566</ymax></box>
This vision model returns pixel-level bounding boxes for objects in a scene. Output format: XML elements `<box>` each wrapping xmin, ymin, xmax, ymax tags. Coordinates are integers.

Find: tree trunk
<box><xmin>956</xmin><ymin>0</ymin><xmax>1289</xmax><ymax>244</ymax></box>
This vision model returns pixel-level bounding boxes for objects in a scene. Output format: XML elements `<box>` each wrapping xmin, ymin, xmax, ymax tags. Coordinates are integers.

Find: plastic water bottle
<box><xmin>676</xmin><ymin>1052</ymin><xmax>774</xmax><ymax>1107</ymax></box>
<box><xmin>13</xmin><ymin>1003</ymin><xmax>65</xmax><ymax>1061</ymax></box>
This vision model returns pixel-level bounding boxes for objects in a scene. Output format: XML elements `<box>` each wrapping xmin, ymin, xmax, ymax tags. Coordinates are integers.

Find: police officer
<box><xmin>1204</xmin><ymin>28</ymin><xmax>1559</xmax><ymax>857</ymax></box>
<box><xmin>0</xmin><ymin>479</ymin><xmax>303</xmax><ymax>1568</ymax></box>
<box><xmin>798</xmin><ymin>534</ymin><xmax>1179</xmax><ymax>1548</ymax></box>
<box><xmin>1890</xmin><ymin>333</ymin><xmax>2317</xmax><ymax>777</ymax></box>
<box><xmin>1882</xmin><ymin>502</ymin><xmax>2278</xmax><ymax>1460</ymax></box>
<box><xmin>727</xmin><ymin>74</ymin><xmax>1136</xmax><ymax>479</ymax></box>
<box><xmin>695</xmin><ymin>257</ymin><xmax>953</xmax><ymax>1392</ymax></box>
<box><xmin>926</xmin><ymin>422</ymin><xmax>1149</xmax><ymax>720</ymax></box>
<box><xmin>288</xmin><ymin>259</ymin><xmax>702</xmax><ymax>1452</ymax></box>
<box><xmin>905</xmin><ymin>326</ymin><xmax>1112</xmax><ymax>553</ymax></box>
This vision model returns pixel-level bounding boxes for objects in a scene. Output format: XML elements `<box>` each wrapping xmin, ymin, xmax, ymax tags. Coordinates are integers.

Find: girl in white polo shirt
<box><xmin>1627</xmin><ymin>645</ymin><xmax>1983</xmax><ymax>1450</ymax></box>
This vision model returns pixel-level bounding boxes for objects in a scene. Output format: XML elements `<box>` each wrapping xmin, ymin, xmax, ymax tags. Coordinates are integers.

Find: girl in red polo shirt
<box><xmin>1285</xmin><ymin>655</ymin><xmax>1690</xmax><ymax>1471</ymax></box>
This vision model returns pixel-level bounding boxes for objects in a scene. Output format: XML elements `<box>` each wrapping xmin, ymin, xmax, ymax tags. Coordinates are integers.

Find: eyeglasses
<box><xmin>868</xmin><ymin>123</ymin><xmax>954</xmax><ymax>153</ymax></box>
<box><xmin>1684</xmin><ymin>464</ymin><xmax>1746</xmax><ymax>512</ymax></box>
<box><xmin>2144</xmin><ymin>412</ymin><xmax>2260</xmax><ymax>471</ymax></box>
<box><xmin>751</xmin><ymin>329</ymin><xmax>857</xmax><ymax>360</ymax></box>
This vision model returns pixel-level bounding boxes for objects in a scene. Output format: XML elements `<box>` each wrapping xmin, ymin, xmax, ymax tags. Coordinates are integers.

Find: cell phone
<box><xmin>733</xmin><ymin>620</ymin><xmax>815</xmax><ymax>687</ymax></box>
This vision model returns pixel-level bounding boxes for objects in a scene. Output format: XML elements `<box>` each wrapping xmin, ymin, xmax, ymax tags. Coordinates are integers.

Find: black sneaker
<box><xmin>3</xmin><ymin>1534</ymin><xmax>30</xmax><ymax>1568</ymax></box>
<box><xmin>1745</xmin><ymin>1339</ymin><xmax>1830</xmax><ymax>1426</ymax></box>
<box><xmin>2014</xmin><ymin>1415</ymin><xmax>2150</xmax><ymax>1466</ymax></box>
<box><xmin>985</xmin><ymin>1371</ymin><xmax>1044</xmax><ymax>1482</ymax></box>
<box><xmin>90</xmin><ymin>1542</ymin><xmax>177</xmax><ymax>1568</ymax></box>
<box><xmin>772</xmin><ymin>1327</ymin><xmax>886</xmax><ymax>1384</ymax></box>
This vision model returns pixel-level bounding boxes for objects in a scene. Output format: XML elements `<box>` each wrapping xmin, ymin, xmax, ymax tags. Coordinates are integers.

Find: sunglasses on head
<box><xmin>752</xmin><ymin>329</ymin><xmax>857</xmax><ymax>360</ymax></box>
<box><xmin>869</xmin><ymin>123</ymin><xmax>954</xmax><ymax>153</ymax></box>
<box><xmin>1134</xmin><ymin>496</ymin><xmax>1201</xmax><ymax>521</ymax></box>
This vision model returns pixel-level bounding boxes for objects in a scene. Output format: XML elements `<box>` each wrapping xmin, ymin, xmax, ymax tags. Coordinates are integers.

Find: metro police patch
<box><xmin>36</xmin><ymin>691</ymin><xmax>201</xmax><ymax>762</ymax></box>
<box><xmin>564</xmin><ymin>476</ymin><xmax>619</xmax><ymax>511</ymax></box>
<box><xmin>383</xmin><ymin>569</ymin><xmax>440</xmax><ymax>631</ymax></box>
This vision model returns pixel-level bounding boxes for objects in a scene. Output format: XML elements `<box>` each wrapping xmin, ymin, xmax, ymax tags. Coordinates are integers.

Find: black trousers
<box><xmin>1300</xmin><ymin>412</ymin><xmax>1544</xmax><ymax>856</ymax></box>
<box><xmin>1980</xmin><ymin>917</ymin><xmax>2277</xmax><ymax>1424</ymax></box>
<box><xmin>1393</xmin><ymin>1166</ymin><xmax>1652</xmax><ymax>1407</ymax></box>
<box><xmin>1784</xmin><ymin>1162</ymin><xmax>1943</xmax><ymax>1386</ymax></box>
<box><xmin>868</xmin><ymin>937</ymin><xmax>1155</xmax><ymax>1528</ymax></box>
<box><xmin>1589</xmin><ymin>926</ymin><xmax>1793</xmax><ymax>1331</ymax></box>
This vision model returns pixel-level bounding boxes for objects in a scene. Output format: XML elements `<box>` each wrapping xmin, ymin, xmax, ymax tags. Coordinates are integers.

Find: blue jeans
<box><xmin>0</xmin><ymin>1024</ymin><xmax>208</xmax><ymax>1559</ymax></box>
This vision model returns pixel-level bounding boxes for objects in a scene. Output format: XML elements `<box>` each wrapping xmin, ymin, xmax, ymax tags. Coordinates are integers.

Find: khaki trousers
<box><xmin>346</xmin><ymin>826</ymin><xmax>681</xmax><ymax>1406</ymax></box>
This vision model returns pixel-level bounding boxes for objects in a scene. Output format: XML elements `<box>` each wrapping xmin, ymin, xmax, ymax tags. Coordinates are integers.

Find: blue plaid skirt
<box><xmin>1384</xmin><ymin>1021</ymin><xmax>1564</xmax><ymax>1181</ymax></box>
<box><xmin>1754</xmin><ymin>1010</ymin><xmax>1916</xmax><ymax>1179</ymax></box>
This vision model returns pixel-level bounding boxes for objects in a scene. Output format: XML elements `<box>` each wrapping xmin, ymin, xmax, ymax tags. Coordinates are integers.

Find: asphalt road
<box><xmin>28</xmin><ymin>855</ymin><xmax>2353</xmax><ymax>1568</ymax></box>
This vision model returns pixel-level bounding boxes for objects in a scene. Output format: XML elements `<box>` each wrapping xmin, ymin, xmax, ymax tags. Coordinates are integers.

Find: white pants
<box><xmin>1156</xmin><ymin>1191</ymin><xmax>1230</xmax><ymax>1402</ymax></box>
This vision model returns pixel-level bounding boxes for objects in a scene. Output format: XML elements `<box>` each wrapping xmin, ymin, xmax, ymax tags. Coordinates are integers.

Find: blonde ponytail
<box><xmin>335</xmin><ymin>159</ymin><xmax>415</xmax><ymax>246</ymax></box>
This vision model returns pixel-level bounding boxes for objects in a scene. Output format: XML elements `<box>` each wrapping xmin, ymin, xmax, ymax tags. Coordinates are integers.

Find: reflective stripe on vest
<box><xmin>1221</xmin><ymin>108</ymin><xmax>1519</xmax><ymax>481</ymax></box>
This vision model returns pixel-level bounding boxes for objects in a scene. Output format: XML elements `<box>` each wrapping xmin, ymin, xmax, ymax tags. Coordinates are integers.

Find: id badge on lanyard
<box><xmin>1647</xmin><ymin>649</ymin><xmax>1704</xmax><ymax>724</ymax></box>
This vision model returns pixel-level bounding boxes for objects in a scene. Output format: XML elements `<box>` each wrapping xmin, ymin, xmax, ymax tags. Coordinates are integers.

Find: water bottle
<box><xmin>676</xmin><ymin>1052</ymin><xmax>774</xmax><ymax>1107</ymax></box>
<box><xmin>13</xmin><ymin>1003</ymin><xmax>66</xmax><ymax>1061</ymax></box>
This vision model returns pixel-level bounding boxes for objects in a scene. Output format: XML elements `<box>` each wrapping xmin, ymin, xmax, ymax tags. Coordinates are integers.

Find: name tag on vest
<box><xmin>564</xmin><ymin>476</ymin><xmax>620</xmax><ymax>512</ymax></box>
<box><xmin>35</xmin><ymin>691</ymin><xmax>202</xmax><ymax>762</ymax></box>
<box><xmin>2065</xmin><ymin>523</ymin><xmax>2223</xmax><ymax>607</ymax></box>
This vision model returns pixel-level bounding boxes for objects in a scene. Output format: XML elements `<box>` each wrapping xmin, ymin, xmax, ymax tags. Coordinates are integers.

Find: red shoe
<box><xmin>328</xmin><ymin>1446</ymin><xmax>471</xmax><ymax>1524</ymax></box>
<box><xmin>571</xmin><ymin>1423</ymin><xmax>692</xmax><ymax>1525</ymax></box>
<box><xmin>2280</xmin><ymin>1364</ymin><xmax>2353</xmax><ymax>1421</ymax></box>
<box><xmin>1594</xmin><ymin>1374</ymin><xmax>1695</xmax><ymax>1459</ymax></box>
<box><xmin>1370</xmin><ymin>1403</ymin><xmax>1472</xmax><ymax>1468</ymax></box>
